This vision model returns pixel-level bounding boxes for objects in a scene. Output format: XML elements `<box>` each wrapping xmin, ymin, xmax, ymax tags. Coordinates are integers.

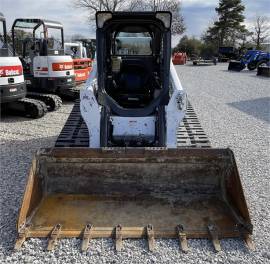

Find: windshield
<box><xmin>33</xmin><ymin>24</ymin><xmax>63</xmax><ymax>51</ymax></box>
<box><xmin>115</xmin><ymin>32</ymin><xmax>152</xmax><ymax>55</ymax></box>
<box><xmin>46</xmin><ymin>27</ymin><xmax>63</xmax><ymax>51</ymax></box>
<box><xmin>13</xmin><ymin>21</ymin><xmax>64</xmax><ymax>56</ymax></box>
<box><xmin>0</xmin><ymin>20</ymin><xmax>5</xmax><ymax>48</ymax></box>
<box><xmin>0</xmin><ymin>20</ymin><xmax>9</xmax><ymax>57</ymax></box>
<box><xmin>13</xmin><ymin>27</ymin><xmax>33</xmax><ymax>56</ymax></box>
<box><xmin>65</xmin><ymin>44</ymin><xmax>80</xmax><ymax>58</ymax></box>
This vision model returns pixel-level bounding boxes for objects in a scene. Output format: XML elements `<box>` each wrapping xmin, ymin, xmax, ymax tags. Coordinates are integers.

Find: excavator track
<box><xmin>55</xmin><ymin>100</ymin><xmax>211</xmax><ymax>148</ymax></box>
<box><xmin>59</xmin><ymin>87</ymin><xmax>81</xmax><ymax>100</ymax></box>
<box><xmin>27</xmin><ymin>92</ymin><xmax>62</xmax><ymax>111</ymax></box>
<box><xmin>3</xmin><ymin>97</ymin><xmax>47</xmax><ymax>119</ymax></box>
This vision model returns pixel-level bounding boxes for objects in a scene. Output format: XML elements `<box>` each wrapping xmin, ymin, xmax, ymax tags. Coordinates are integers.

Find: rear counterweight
<box><xmin>0</xmin><ymin>82</ymin><xmax>26</xmax><ymax>103</ymax></box>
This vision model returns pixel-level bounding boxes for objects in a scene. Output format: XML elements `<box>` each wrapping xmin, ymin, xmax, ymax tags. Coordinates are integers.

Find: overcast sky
<box><xmin>1</xmin><ymin>0</ymin><xmax>269</xmax><ymax>41</ymax></box>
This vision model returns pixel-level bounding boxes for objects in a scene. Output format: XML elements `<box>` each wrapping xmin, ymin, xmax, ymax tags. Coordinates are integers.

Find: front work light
<box><xmin>96</xmin><ymin>12</ymin><xmax>112</xmax><ymax>28</ymax></box>
<box><xmin>156</xmin><ymin>12</ymin><xmax>172</xmax><ymax>29</ymax></box>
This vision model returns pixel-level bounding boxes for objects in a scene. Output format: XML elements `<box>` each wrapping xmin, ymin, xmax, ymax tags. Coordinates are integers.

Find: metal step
<box><xmin>55</xmin><ymin>101</ymin><xmax>211</xmax><ymax>148</ymax></box>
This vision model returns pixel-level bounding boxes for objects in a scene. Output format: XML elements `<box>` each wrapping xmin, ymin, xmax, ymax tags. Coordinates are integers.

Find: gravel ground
<box><xmin>0</xmin><ymin>63</ymin><xmax>269</xmax><ymax>263</ymax></box>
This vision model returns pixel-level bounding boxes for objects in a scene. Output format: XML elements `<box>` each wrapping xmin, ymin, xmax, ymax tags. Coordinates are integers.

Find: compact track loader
<box><xmin>15</xmin><ymin>12</ymin><xmax>253</xmax><ymax>253</ymax></box>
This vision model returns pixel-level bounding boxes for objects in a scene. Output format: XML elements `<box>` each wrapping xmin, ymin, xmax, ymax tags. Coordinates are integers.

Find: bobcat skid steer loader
<box><xmin>15</xmin><ymin>12</ymin><xmax>253</xmax><ymax>253</ymax></box>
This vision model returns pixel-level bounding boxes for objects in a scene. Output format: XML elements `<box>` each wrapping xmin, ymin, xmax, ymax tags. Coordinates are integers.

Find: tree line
<box><xmin>173</xmin><ymin>0</ymin><xmax>269</xmax><ymax>57</ymax></box>
<box><xmin>74</xmin><ymin>0</ymin><xmax>185</xmax><ymax>35</ymax></box>
<box><xmin>74</xmin><ymin>0</ymin><xmax>269</xmax><ymax>57</ymax></box>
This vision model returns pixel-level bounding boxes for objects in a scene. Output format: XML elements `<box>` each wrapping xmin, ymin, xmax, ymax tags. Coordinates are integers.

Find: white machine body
<box><xmin>64</xmin><ymin>42</ymin><xmax>87</xmax><ymax>59</ymax></box>
<box><xmin>81</xmin><ymin>61</ymin><xmax>186</xmax><ymax>148</ymax></box>
<box><xmin>33</xmin><ymin>55</ymin><xmax>75</xmax><ymax>78</ymax></box>
<box><xmin>0</xmin><ymin>57</ymin><xmax>24</xmax><ymax>86</ymax></box>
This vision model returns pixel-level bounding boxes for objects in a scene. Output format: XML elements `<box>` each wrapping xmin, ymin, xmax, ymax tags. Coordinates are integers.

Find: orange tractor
<box><xmin>172</xmin><ymin>52</ymin><xmax>187</xmax><ymax>65</ymax></box>
<box><xmin>64</xmin><ymin>40</ymin><xmax>95</xmax><ymax>83</ymax></box>
<box><xmin>73</xmin><ymin>58</ymin><xmax>92</xmax><ymax>83</ymax></box>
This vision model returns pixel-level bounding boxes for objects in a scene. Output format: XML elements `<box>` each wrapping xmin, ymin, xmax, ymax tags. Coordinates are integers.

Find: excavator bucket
<box><xmin>15</xmin><ymin>148</ymin><xmax>253</xmax><ymax>252</ymax></box>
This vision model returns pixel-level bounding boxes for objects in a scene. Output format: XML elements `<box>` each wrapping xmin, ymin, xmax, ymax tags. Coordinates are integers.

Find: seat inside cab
<box><xmin>105</xmin><ymin>25</ymin><xmax>163</xmax><ymax>108</ymax></box>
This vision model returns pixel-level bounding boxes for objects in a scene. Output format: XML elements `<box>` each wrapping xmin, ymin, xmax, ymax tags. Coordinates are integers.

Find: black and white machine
<box><xmin>0</xmin><ymin>12</ymin><xmax>26</xmax><ymax>103</ymax></box>
<box><xmin>0</xmin><ymin>12</ymin><xmax>49</xmax><ymax>118</ymax></box>
<box><xmin>81</xmin><ymin>12</ymin><xmax>186</xmax><ymax>147</ymax></box>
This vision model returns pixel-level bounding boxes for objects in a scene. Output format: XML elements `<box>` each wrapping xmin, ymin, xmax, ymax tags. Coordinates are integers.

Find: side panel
<box><xmin>0</xmin><ymin>75</ymin><xmax>24</xmax><ymax>86</ymax></box>
<box><xmin>74</xmin><ymin>68</ymin><xmax>90</xmax><ymax>82</ymax></box>
<box><xmin>111</xmin><ymin>116</ymin><xmax>156</xmax><ymax>137</ymax></box>
<box><xmin>0</xmin><ymin>57</ymin><xmax>25</xmax><ymax>86</ymax></box>
<box><xmin>33</xmin><ymin>56</ymin><xmax>49</xmax><ymax>78</ymax></box>
<box><xmin>80</xmin><ymin>61</ymin><xmax>100</xmax><ymax>148</ymax></box>
<box><xmin>37</xmin><ymin>56</ymin><xmax>75</xmax><ymax>78</ymax></box>
<box><xmin>166</xmin><ymin>62</ymin><xmax>186</xmax><ymax>148</ymax></box>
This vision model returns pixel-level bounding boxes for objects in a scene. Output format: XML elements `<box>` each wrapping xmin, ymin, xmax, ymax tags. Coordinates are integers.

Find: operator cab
<box><xmin>12</xmin><ymin>18</ymin><xmax>65</xmax><ymax>73</ymax></box>
<box><xmin>108</xmin><ymin>26</ymin><xmax>158</xmax><ymax>108</ymax></box>
<box><xmin>10</xmin><ymin>18</ymin><xmax>76</xmax><ymax>95</ymax></box>
<box><xmin>0</xmin><ymin>12</ymin><xmax>8</xmax><ymax>57</ymax></box>
<box><xmin>96</xmin><ymin>12</ymin><xmax>172</xmax><ymax>116</ymax></box>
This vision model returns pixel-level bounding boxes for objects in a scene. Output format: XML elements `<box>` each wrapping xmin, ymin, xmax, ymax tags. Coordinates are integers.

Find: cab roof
<box><xmin>0</xmin><ymin>12</ymin><xmax>5</xmax><ymax>22</ymax></box>
<box><xmin>12</xmin><ymin>18</ymin><xmax>63</xmax><ymax>29</ymax></box>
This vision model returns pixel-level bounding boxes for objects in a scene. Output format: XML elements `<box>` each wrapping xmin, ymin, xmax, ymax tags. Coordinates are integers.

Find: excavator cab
<box><xmin>11</xmin><ymin>18</ymin><xmax>76</xmax><ymax>97</ymax></box>
<box><xmin>0</xmin><ymin>12</ymin><xmax>27</xmax><ymax>104</ymax></box>
<box><xmin>0</xmin><ymin>13</ymin><xmax>8</xmax><ymax>56</ymax></box>
<box><xmin>15</xmin><ymin>12</ymin><xmax>253</xmax><ymax>253</ymax></box>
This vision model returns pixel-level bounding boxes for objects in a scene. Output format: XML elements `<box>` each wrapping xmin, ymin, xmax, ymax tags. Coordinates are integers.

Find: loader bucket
<box><xmin>15</xmin><ymin>148</ymin><xmax>253</xmax><ymax>252</ymax></box>
<box><xmin>228</xmin><ymin>60</ymin><xmax>246</xmax><ymax>71</ymax></box>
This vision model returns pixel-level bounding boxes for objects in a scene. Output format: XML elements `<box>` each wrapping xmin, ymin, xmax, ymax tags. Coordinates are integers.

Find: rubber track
<box><xmin>55</xmin><ymin>101</ymin><xmax>210</xmax><ymax>148</ymax></box>
<box><xmin>177</xmin><ymin>102</ymin><xmax>211</xmax><ymax>148</ymax></box>
<box><xmin>27</xmin><ymin>92</ymin><xmax>62</xmax><ymax>111</ymax></box>
<box><xmin>59</xmin><ymin>87</ymin><xmax>81</xmax><ymax>100</ymax></box>
<box><xmin>8</xmin><ymin>97</ymin><xmax>48</xmax><ymax>118</ymax></box>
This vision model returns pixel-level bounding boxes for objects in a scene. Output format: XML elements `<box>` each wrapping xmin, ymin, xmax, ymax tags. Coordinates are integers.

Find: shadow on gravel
<box><xmin>186</xmin><ymin>64</ymin><xmax>215</xmax><ymax>67</ymax></box>
<box><xmin>0</xmin><ymin>136</ymin><xmax>56</xmax><ymax>255</ymax></box>
<box><xmin>248</xmin><ymin>75</ymin><xmax>270</xmax><ymax>79</ymax></box>
<box><xmin>222</xmin><ymin>69</ymin><xmax>269</xmax><ymax>79</ymax></box>
<box><xmin>228</xmin><ymin>97</ymin><xmax>270</xmax><ymax>123</ymax></box>
<box><xmin>0</xmin><ymin>101</ymin><xmax>74</xmax><ymax>123</ymax></box>
<box><xmin>222</xmin><ymin>69</ymin><xmax>253</xmax><ymax>74</ymax></box>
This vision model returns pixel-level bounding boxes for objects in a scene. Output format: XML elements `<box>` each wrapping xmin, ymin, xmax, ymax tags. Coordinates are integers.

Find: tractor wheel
<box><xmin>247</xmin><ymin>61</ymin><xmax>257</xmax><ymax>71</ymax></box>
<box><xmin>257</xmin><ymin>59</ymin><xmax>269</xmax><ymax>68</ymax></box>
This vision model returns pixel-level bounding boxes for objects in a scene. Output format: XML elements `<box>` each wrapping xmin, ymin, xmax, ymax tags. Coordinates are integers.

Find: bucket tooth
<box><xmin>177</xmin><ymin>225</ymin><xmax>189</xmax><ymax>253</ymax></box>
<box><xmin>14</xmin><ymin>225</ymin><xmax>29</xmax><ymax>250</ymax></box>
<box><xmin>81</xmin><ymin>224</ymin><xmax>93</xmax><ymax>252</ymax></box>
<box><xmin>207</xmin><ymin>223</ymin><xmax>221</xmax><ymax>252</ymax></box>
<box><xmin>115</xmin><ymin>224</ymin><xmax>123</xmax><ymax>251</ymax></box>
<box><xmin>47</xmin><ymin>224</ymin><xmax>61</xmax><ymax>251</ymax></box>
<box><xmin>146</xmin><ymin>224</ymin><xmax>155</xmax><ymax>252</ymax></box>
<box><xmin>237</xmin><ymin>224</ymin><xmax>255</xmax><ymax>250</ymax></box>
<box><xmin>243</xmin><ymin>234</ymin><xmax>255</xmax><ymax>250</ymax></box>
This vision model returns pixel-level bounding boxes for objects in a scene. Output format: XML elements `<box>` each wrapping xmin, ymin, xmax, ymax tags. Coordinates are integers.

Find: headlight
<box><xmin>156</xmin><ymin>12</ymin><xmax>172</xmax><ymax>29</ymax></box>
<box><xmin>96</xmin><ymin>12</ymin><xmax>112</xmax><ymax>28</ymax></box>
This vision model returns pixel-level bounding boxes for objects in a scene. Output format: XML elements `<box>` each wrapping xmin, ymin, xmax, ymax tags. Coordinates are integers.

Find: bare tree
<box><xmin>74</xmin><ymin>0</ymin><xmax>131</xmax><ymax>20</ymax></box>
<box><xmin>251</xmin><ymin>15</ymin><xmax>270</xmax><ymax>49</ymax></box>
<box><xmin>71</xmin><ymin>34</ymin><xmax>87</xmax><ymax>41</ymax></box>
<box><xmin>128</xmin><ymin>0</ymin><xmax>185</xmax><ymax>35</ymax></box>
<box><xmin>74</xmin><ymin>0</ymin><xmax>185</xmax><ymax>35</ymax></box>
